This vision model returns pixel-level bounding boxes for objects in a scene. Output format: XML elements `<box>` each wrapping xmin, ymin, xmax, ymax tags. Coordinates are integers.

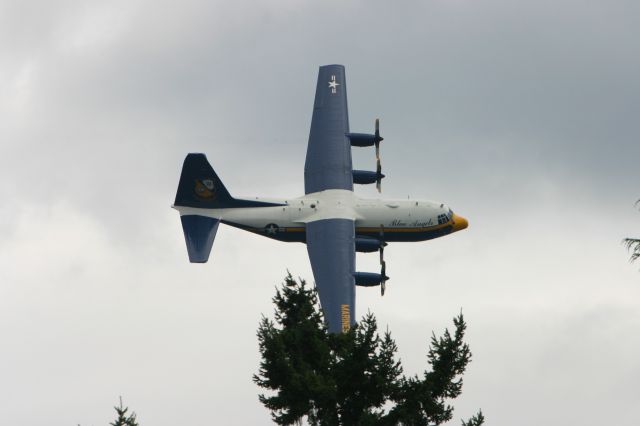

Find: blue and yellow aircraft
<box><xmin>173</xmin><ymin>65</ymin><xmax>468</xmax><ymax>333</ymax></box>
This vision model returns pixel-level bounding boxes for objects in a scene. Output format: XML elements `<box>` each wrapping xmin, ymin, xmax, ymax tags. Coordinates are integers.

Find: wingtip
<box><xmin>320</xmin><ymin>64</ymin><xmax>345</xmax><ymax>69</ymax></box>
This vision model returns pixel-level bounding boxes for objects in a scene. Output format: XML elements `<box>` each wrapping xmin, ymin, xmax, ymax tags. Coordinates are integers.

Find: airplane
<box><xmin>172</xmin><ymin>65</ymin><xmax>468</xmax><ymax>333</ymax></box>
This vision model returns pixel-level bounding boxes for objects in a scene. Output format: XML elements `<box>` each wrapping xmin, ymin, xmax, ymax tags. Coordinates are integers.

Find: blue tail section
<box><xmin>174</xmin><ymin>153</ymin><xmax>283</xmax><ymax>209</ymax></box>
<box><xmin>180</xmin><ymin>215</ymin><xmax>220</xmax><ymax>263</ymax></box>
<box><xmin>174</xmin><ymin>153</ymin><xmax>284</xmax><ymax>263</ymax></box>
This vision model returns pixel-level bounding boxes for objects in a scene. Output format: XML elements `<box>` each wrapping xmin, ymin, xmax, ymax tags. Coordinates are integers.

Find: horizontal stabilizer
<box><xmin>180</xmin><ymin>215</ymin><xmax>220</xmax><ymax>263</ymax></box>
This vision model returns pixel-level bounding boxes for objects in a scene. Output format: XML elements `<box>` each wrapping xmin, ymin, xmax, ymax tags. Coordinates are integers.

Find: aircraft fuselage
<box><xmin>174</xmin><ymin>189</ymin><xmax>468</xmax><ymax>244</ymax></box>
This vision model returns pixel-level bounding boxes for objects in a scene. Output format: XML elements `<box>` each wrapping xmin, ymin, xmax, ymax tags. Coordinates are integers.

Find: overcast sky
<box><xmin>1</xmin><ymin>0</ymin><xmax>639</xmax><ymax>424</ymax></box>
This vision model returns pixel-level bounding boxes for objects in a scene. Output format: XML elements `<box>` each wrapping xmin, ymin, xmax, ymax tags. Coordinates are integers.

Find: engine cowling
<box><xmin>354</xmin><ymin>272</ymin><xmax>387</xmax><ymax>287</ymax></box>
<box><xmin>352</xmin><ymin>170</ymin><xmax>385</xmax><ymax>185</ymax></box>
<box><xmin>352</xmin><ymin>170</ymin><xmax>378</xmax><ymax>185</ymax></box>
<box><xmin>346</xmin><ymin>133</ymin><xmax>377</xmax><ymax>147</ymax></box>
<box><xmin>355</xmin><ymin>237</ymin><xmax>382</xmax><ymax>252</ymax></box>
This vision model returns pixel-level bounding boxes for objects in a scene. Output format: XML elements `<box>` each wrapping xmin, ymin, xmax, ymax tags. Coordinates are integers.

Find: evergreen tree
<box><xmin>253</xmin><ymin>273</ymin><xmax>335</xmax><ymax>425</ymax></box>
<box><xmin>386</xmin><ymin>314</ymin><xmax>473</xmax><ymax>425</ymax></box>
<box><xmin>110</xmin><ymin>397</ymin><xmax>139</xmax><ymax>426</ymax></box>
<box><xmin>461</xmin><ymin>410</ymin><xmax>485</xmax><ymax>426</ymax></box>
<box><xmin>331</xmin><ymin>314</ymin><xmax>402</xmax><ymax>425</ymax></box>
<box><xmin>255</xmin><ymin>274</ymin><xmax>484</xmax><ymax>425</ymax></box>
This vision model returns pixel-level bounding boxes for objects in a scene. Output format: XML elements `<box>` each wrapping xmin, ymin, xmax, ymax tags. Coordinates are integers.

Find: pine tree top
<box><xmin>254</xmin><ymin>274</ymin><xmax>485</xmax><ymax>426</ymax></box>
<box><xmin>110</xmin><ymin>397</ymin><xmax>140</xmax><ymax>426</ymax></box>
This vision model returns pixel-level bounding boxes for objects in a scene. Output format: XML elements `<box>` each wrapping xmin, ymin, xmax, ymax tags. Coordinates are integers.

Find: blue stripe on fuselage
<box><xmin>221</xmin><ymin>220</ymin><xmax>453</xmax><ymax>243</ymax></box>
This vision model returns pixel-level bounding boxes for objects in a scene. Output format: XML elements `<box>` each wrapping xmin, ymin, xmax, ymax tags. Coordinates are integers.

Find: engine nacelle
<box><xmin>352</xmin><ymin>170</ymin><xmax>378</xmax><ymax>185</ymax></box>
<box><xmin>346</xmin><ymin>133</ymin><xmax>376</xmax><ymax>147</ymax></box>
<box><xmin>355</xmin><ymin>237</ymin><xmax>381</xmax><ymax>252</ymax></box>
<box><xmin>354</xmin><ymin>272</ymin><xmax>385</xmax><ymax>287</ymax></box>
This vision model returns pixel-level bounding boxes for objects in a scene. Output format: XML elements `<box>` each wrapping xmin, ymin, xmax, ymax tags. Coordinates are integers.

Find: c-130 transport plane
<box><xmin>173</xmin><ymin>65</ymin><xmax>468</xmax><ymax>333</ymax></box>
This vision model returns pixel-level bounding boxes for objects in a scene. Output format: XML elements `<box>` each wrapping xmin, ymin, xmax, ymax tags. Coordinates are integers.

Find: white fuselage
<box><xmin>175</xmin><ymin>190</ymin><xmax>467</xmax><ymax>243</ymax></box>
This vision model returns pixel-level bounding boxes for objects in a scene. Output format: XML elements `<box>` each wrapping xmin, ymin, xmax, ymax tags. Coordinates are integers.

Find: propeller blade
<box><xmin>375</xmin><ymin>118</ymin><xmax>383</xmax><ymax>142</ymax></box>
<box><xmin>374</xmin><ymin>119</ymin><xmax>384</xmax><ymax>190</ymax></box>
<box><xmin>379</xmin><ymin>224</ymin><xmax>387</xmax><ymax>296</ymax></box>
<box><xmin>376</xmin><ymin>158</ymin><xmax>383</xmax><ymax>193</ymax></box>
<box><xmin>379</xmin><ymin>225</ymin><xmax>386</xmax><ymax>250</ymax></box>
<box><xmin>381</xmin><ymin>260</ymin><xmax>387</xmax><ymax>296</ymax></box>
<box><xmin>374</xmin><ymin>118</ymin><xmax>383</xmax><ymax>160</ymax></box>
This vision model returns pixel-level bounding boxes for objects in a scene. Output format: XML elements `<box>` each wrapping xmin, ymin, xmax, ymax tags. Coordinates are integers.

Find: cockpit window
<box><xmin>437</xmin><ymin>214</ymin><xmax>448</xmax><ymax>225</ymax></box>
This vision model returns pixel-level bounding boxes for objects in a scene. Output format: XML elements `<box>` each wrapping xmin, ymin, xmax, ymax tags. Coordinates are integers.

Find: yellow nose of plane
<box><xmin>451</xmin><ymin>214</ymin><xmax>469</xmax><ymax>232</ymax></box>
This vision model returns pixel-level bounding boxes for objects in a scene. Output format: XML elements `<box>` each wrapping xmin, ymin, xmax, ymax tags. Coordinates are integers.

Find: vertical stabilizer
<box><xmin>174</xmin><ymin>153</ymin><xmax>233</xmax><ymax>209</ymax></box>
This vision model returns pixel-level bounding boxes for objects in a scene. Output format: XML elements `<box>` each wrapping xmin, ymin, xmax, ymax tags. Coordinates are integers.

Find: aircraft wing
<box><xmin>304</xmin><ymin>65</ymin><xmax>353</xmax><ymax>194</ymax></box>
<box><xmin>306</xmin><ymin>219</ymin><xmax>356</xmax><ymax>333</ymax></box>
<box><xmin>304</xmin><ymin>65</ymin><xmax>357</xmax><ymax>332</ymax></box>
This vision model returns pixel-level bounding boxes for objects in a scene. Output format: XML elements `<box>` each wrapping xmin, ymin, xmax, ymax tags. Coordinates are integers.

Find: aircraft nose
<box><xmin>451</xmin><ymin>213</ymin><xmax>469</xmax><ymax>232</ymax></box>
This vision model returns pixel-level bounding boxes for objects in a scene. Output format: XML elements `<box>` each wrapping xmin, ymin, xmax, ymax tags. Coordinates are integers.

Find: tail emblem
<box><xmin>194</xmin><ymin>179</ymin><xmax>216</xmax><ymax>199</ymax></box>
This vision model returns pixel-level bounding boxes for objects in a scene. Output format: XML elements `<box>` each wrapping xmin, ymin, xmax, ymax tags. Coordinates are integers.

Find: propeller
<box><xmin>378</xmin><ymin>225</ymin><xmax>387</xmax><ymax>263</ymax></box>
<box><xmin>375</xmin><ymin>158</ymin><xmax>385</xmax><ymax>193</ymax></box>
<box><xmin>374</xmin><ymin>118</ymin><xmax>384</xmax><ymax>159</ymax></box>
<box><xmin>379</xmin><ymin>225</ymin><xmax>389</xmax><ymax>296</ymax></box>
<box><xmin>374</xmin><ymin>119</ymin><xmax>385</xmax><ymax>192</ymax></box>
<box><xmin>381</xmin><ymin>260</ymin><xmax>388</xmax><ymax>296</ymax></box>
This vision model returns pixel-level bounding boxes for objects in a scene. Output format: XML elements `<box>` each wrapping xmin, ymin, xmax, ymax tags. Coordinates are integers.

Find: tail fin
<box><xmin>174</xmin><ymin>153</ymin><xmax>283</xmax><ymax>209</ymax></box>
<box><xmin>174</xmin><ymin>153</ymin><xmax>282</xmax><ymax>263</ymax></box>
<box><xmin>174</xmin><ymin>153</ymin><xmax>234</xmax><ymax>209</ymax></box>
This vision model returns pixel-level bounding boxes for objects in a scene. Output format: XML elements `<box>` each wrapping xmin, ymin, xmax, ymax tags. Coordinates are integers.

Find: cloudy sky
<box><xmin>1</xmin><ymin>0</ymin><xmax>639</xmax><ymax>424</ymax></box>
